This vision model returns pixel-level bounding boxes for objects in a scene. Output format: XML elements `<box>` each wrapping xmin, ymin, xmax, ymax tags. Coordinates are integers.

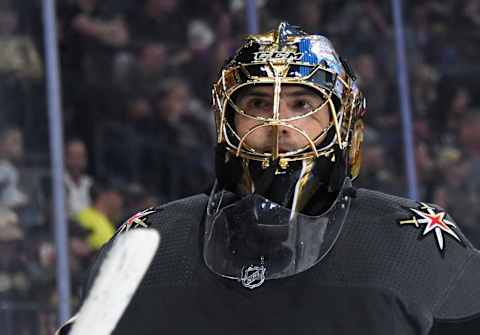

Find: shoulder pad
<box><xmin>355</xmin><ymin>190</ymin><xmax>468</xmax><ymax>256</ymax></box>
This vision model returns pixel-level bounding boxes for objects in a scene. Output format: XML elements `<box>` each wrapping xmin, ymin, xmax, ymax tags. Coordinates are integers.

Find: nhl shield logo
<box><xmin>240</xmin><ymin>262</ymin><xmax>266</xmax><ymax>289</ymax></box>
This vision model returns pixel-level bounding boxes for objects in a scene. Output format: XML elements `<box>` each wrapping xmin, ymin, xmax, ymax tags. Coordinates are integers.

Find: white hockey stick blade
<box><xmin>70</xmin><ymin>229</ymin><xmax>160</xmax><ymax>335</ymax></box>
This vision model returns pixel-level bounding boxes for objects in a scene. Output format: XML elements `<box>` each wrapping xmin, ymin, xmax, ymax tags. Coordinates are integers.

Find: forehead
<box><xmin>68</xmin><ymin>141</ymin><xmax>86</xmax><ymax>152</ymax></box>
<box><xmin>236</xmin><ymin>84</ymin><xmax>322</xmax><ymax>98</ymax></box>
<box><xmin>2</xmin><ymin>129</ymin><xmax>21</xmax><ymax>143</ymax></box>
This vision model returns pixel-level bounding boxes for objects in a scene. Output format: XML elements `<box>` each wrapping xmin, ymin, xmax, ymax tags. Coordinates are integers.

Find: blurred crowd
<box><xmin>1</xmin><ymin>0</ymin><xmax>480</xmax><ymax>333</ymax></box>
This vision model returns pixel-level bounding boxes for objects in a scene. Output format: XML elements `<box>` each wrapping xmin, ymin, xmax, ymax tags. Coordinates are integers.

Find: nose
<box><xmin>278</xmin><ymin>100</ymin><xmax>294</xmax><ymax>119</ymax></box>
<box><xmin>277</xmin><ymin>102</ymin><xmax>293</xmax><ymax>136</ymax></box>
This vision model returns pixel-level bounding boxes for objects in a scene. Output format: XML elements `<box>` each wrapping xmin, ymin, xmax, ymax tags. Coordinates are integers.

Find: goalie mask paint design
<box><xmin>212</xmin><ymin>22</ymin><xmax>366</xmax><ymax>214</ymax></box>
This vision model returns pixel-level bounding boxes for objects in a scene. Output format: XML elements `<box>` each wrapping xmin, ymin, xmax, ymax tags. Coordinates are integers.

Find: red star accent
<box><xmin>126</xmin><ymin>211</ymin><xmax>146</xmax><ymax>226</ymax></box>
<box><xmin>409</xmin><ymin>203</ymin><xmax>461</xmax><ymax>252</ymax></box>
<box><xmin>117</xmin><ymin>208</ymin><xmax>157</xmax><ymax>234</ymax></box>
<box><xmin>424</xmin><ymin>212</ymin><xmax>449</xmax><ymax>232</ymax></box>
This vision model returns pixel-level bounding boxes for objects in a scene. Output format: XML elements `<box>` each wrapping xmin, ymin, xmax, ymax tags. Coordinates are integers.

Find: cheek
<box><xmin>234</xmin><ymin>115</ymin><xmax>271</xmax><ymax>148</ymax></box>
<box><xmin>234</xmin><ymin>115</ymin><xmax>259</xmax><ymax>137</ymax></box>
<box><xmin>289</xmin><ymin>116</ymin><xmax>326</xmax><ymax>138</ymax></box>
<box><xmin>308</xmin><ymin>108</ymin><xmax>331</xmax><ymax>135</ymax></box>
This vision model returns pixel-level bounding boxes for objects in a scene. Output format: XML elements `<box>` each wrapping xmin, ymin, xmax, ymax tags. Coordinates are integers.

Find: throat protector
<box><xmin>203</xmin><ymin>179</ymin><xmax>352</xmax><ymax>289</ymax></box>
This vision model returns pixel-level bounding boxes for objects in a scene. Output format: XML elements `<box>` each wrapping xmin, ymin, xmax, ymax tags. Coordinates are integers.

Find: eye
<box><xmin>293</xmin><ymin>100</ymin><xmax>312</xmax><ymax>109</ymax></box>
<box><xmin>290</xmin><ymin>96</ymin><xmax>325</xmax><ymax>113</ymax></box>
<box><xmin>248</xmin><ymin>98</ymin><xmax>271</xmax><ymax>109</ymax></box>
<box><xmin>240</xmin><ymin>97</ymin><xmax>273</xmax><ymax>116</ymax></box>
<box><xmin>290</xmin><ymin>99</ymin><xmax>317</xmax><ymax>112</ymax></box>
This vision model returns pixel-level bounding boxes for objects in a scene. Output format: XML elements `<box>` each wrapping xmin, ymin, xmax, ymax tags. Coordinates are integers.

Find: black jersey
<box><xmin>57</xmin><ymin>188</ymin><xmax>480</xmax><ymax>335</ymax></box>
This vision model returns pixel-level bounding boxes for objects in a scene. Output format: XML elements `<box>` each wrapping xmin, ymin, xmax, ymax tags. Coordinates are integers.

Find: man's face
<box><xmin>157</xmin><ymin>82</ymin><xmax>190</xmax><ymax>121</ymax></box>
<box><xmin>0</xmin><ymin>129</ymin><xmax>23</xmax><ymax>161</ymax></box>
<box><xmin>66</xmin><ymin>141</ymin><xmax>87</xmax><ymax>176</ymax></box>
<box><xmin>233</xmin><ymin>85</ymin><xmax>331</xmax><ymax>153</ymax></box>
<box><xmin>139</xmin><ymin>44</ymin><xmax>167</xmax><ymax>74</ymax></box>
<box><xmin>104</xmin><ymin>191</ymin><xmax>124</xmax><ymax>221</ymax></box>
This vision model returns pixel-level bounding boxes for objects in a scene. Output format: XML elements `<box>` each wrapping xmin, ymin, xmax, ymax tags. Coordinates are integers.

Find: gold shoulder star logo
<box><xmin>399</xmin><ymin>202</ymin><xmax>464</xmax><ymax>255</ymax></box>
<box><xmin>116</xmin><ymin>208</ymin><xmax>158</xmax><ymax>235</ymax></box>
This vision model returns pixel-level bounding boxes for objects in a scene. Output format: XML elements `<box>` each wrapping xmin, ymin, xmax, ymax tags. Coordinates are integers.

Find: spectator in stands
<box><xmin>0</xmin><ymin>5</ymin><xmax>43</xmax><ymax>126</ymax></box>
<box><xmin>415</xmin><ymin>141</ymin><xmax>437</xmax><ymax>199</ymax></box>
<box><xmin>0</xmin><ymin>6</ymin><xmax>42</xmax><ymax>79</ymax></box>
<box><xmin>74</xmin><ymin>180</ymin><xmax>124</xmax><ymax>250</ymax></box>
<box><xmin>95</xmin><ymin>96</ymin><xmax>153</xmax><ymax>183</ymax></box>
<box><xmin>411</xmin><ymin>62</ymin><xmax>439</xmax><ymax>119</ymax></box>
<box><xmin>463</xmin><ymin>0</ymin><xmax>480</xmax><ymax>29</ymax></box>
<box><xmin>354</xmin><ymin>53</ymin><xmax>389</xmax><ymax>128</ymax></box>
<box><xmin>180</xmin><ymin>20</ymin><xmax>217</xmax><ymax>102</ymax></box>
<box><xmin>123</xmin><ymin>182</ymin><xmax>159</xmax><ymax>219</ymax></box>
<box><xmin>290</xmin><ymin>0</ymin><xmax>323</xmax><ymax>33</ymax></box>
<box><xmin>128</xmin><ymin>0</ymin><xmax>187</xmax><ymax>47</ymax></box>
<box><xmin>59</xmin><ymin>0</ymin><xmax>129</xmax><ymax>90</ymax></box>
<box><xmin>0</xmin><ymin>7</ymin><xmax>42</xmax><ymax>76</ymax></box>
<box><xmin>442</xmin><ymin>87</ymin><xmax>472</xmax><ymax>145</ymax></box>
<box><xmin>407</xmin><ymin>3</ymin><xmax>433</xmax><ymax>60</ymax></box>
<box><xmin>0</xmin><ymin>207</ymin><xmax>33</xmax><ymax>334</ymax></box>
<box><xmin>60</xmin><ymin>0</ymin><xmax>130</xmax><ymax>153</ymax></box>
<box><xmin>61</xmin><ymin>0</ymin><xmax>129</xmax><ymax>67</ymax></box>
<box><xmin>69</xmin><ymin>214</ymin><xmax>95</xmax><ymax>301</ymax></box>
<box><xmin>432</xmin><ymin>148</ymin><xmax>480</xmax><ymax>246</ymax></box>
<box><xmin>151</xmin><ymin>78</ymin><xmax>214</xmax><ymax>147</ymax></box>
<box><xmin>407</xmin><ymin>2</ymin><xmax>454</xmax><ymax>64</ymax></box>
<box><xmin>114</xmin><ymin>41</ymin><xmax>169</xmax><ymax>99</ymax></box>
<box><xmin>0</xmin><ymin>126</ymin><xmax>28</xmax><ymax>209</ymax></box>
<box><xmin>31</xmin><ymin>237</ymin><xmax>57</xmax><ymax>330</ymax></box>
<box><xmin>324</xmin><ymin>1</ymin><xmax>389</xmax><ymax>50</ymax></box>
<box><xmin>146</xmin><ymin>78</ymin><xmax>215</xmax><ymax>200</ymax></box>
<box><xmin>210</xmin><ymin>38</ymin><xmax>236</xmax><ymax>81</ymax></box>
<box><xmin>459</xmin><ymin>111</ymin><xmax>480</xmax><ymax>159</ymax></box>
<box><xmin>459</xmin><ymin>112</ymin><xmax>480</xmax><ymax>199</ymax></box>
<box><xmin>65</xmin><ymin>139</ymin><xmax>93</xmax><ymax>217</ymax></box>
<box><xmin>0</xmin><ymin>207</ymin><xmax>25</xmax><ymax>300</ymax></box>
<box><xmin>356</xmin><ymin>128</ymin><xmax>403</xmax><ymax>196</ymax></box>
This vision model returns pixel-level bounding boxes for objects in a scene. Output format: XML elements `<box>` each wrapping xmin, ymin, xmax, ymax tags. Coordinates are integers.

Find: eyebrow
<box><xmin>283</xmin><ymin>89</ymin><xmax>321</xmax><ymax>98</ymax></box>
<box><xmin>237</xmin><ymin>88</ymin><xmax>322</xmax><ymax>101</ymax></box>
<box><xmin>235</xmin><ymin>89</ymin><xmax>271</xmax><ymax>103</ymax></box>
<box><xmin>240</xmin><ymin>90</ymin><xmax>271</xmax><ymax>98</ymax></box>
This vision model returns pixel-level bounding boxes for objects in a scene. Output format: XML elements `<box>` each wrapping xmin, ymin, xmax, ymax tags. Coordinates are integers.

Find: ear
<box><xmin>348</xmin><ymin>119</ymin><xmax>364</xmax><ymax>180</ymax></box>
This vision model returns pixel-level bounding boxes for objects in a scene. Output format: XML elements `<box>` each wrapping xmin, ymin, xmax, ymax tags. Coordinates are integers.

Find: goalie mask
<box><xmin>204</xmin><ymin>22</ymin><xmax>366</xmax><ymax>288</ymax></box>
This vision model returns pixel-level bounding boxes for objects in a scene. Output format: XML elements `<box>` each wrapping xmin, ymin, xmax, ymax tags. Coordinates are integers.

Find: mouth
<box><xmin>277</xmin><ymin>139</ymin><xmax>303</xmax><ymax>153</ymax></box>
<box><xmin>278</xmin><ymin>145</ymin><xmax>294</xmax><ymax>153</ymax></box>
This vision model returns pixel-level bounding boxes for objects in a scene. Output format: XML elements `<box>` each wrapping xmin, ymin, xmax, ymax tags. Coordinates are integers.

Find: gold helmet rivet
<box><xmin>279</xmin><ymin>159</ymin><xmax>289</xmax><ymax>170</ymax></box>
